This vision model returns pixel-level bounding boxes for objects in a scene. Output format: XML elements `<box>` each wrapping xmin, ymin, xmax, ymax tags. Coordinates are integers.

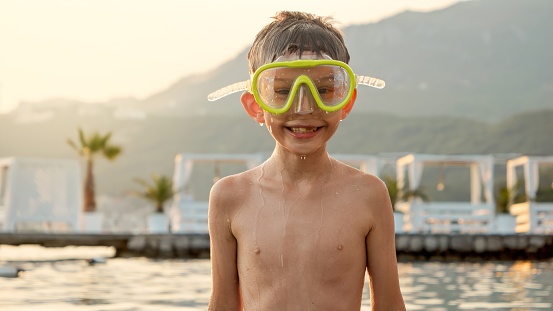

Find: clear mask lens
<box><xmin>255</xmin><ymin>65</ymin><xmax>351</xmax><ymax>111</ymax></box>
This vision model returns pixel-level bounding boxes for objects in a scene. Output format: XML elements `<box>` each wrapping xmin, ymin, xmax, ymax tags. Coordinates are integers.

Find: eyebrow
<box><xmin>272</xmin><ymin>73</ymin><xmax>336</xmax><ymax>83</ymax></box>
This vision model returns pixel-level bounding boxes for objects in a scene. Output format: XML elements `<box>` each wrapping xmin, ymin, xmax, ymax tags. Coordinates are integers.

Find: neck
<box><xmin>266</xmin><ymin>145</ymin><xmax>333</xmax><ymax>183</ymax></box>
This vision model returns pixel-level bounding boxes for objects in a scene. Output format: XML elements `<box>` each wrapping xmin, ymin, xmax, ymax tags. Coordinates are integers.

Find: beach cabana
<box><xmin>507</xmin><ymin>156</ymin><xmax>553</xmax><ymax>233</ymax></box>
<box><xmin>0</xmin><ymin>157</ymin><xmax>81</xmax><ymax>232</ymax></box>
<box><xmin>170</xmin><ymin>153</ymin><xmax>266</xmax><ymax>234</ymax></box>
<box><xmin>395</xmin><ymin>153</ymin><xmax>495</xmax><ymax>233</ymax></box>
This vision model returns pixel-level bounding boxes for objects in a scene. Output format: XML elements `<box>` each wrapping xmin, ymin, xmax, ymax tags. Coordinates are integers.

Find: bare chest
<box><xmin>232</xmin><ymin>190</ymin><xmax>370</xmax><ymax>274</ymax></box>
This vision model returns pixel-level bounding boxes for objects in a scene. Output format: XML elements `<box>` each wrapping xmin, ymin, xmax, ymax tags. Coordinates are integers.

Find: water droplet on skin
<box><xmin>254</xmin><ymin>247</ymin><xmax>260</xmax><ymax>254</ymax></box>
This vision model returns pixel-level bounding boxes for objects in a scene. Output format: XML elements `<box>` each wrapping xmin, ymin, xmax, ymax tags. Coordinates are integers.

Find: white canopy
<box><xmin>507</xmin><ymin>155</ymin><xmax>553</xmax><ymax>201</ymax></box>
<box><xmin>396</xmin><ymin>153</ymin><xmax>495</xmax><ymax>204</ymax></box>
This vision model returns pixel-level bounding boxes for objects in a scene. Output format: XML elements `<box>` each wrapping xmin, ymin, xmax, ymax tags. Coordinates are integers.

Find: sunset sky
<box><xmin>0</xmin><ymin>0</ymin><xmax>461</xmax><ymax>113</ymax></box>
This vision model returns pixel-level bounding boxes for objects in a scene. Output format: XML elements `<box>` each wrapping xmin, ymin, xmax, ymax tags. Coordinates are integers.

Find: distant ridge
<box><xmin>342</xmin><ymin>0</ymin><xmax>553</xmax><ymax>120</ymax></box>
<box><xmin>133</xmin><ymin>0</ymin><xmax>552</xmax><ymax>120</ymax></box>
<box><xmin>2</xmin><ymin>0</ymin><xmax>552</xmax><ymax>198</ymax></box>
<box><xmin>8</xmin><ymin>0</ymin><xmax>553</xmax><ymax>121</ymax></box>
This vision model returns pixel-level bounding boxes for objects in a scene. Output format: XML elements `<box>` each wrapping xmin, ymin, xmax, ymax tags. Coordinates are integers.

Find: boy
<box><xmin>207</xmin><ymin>11</ymin><xmax>405</xmax><ymax>310</ymax></box>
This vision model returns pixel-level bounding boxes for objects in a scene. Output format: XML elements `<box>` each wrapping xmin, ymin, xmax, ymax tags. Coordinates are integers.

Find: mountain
<box><xmin>7</xmin><ymin>0</ymin><xmax>551</xmax><ymax>121</ymax></box>
<box><xmin>345</xmin><ymin>0</ymin><xmax>553</xmax><ymax>120</ymax></box>
<box><xmin>130</xmin><ymin>0</ymin><xmax>552</xmax><ymax>120</ymax></box>
<box><xmin>2</xmin><ymin>0</ymin><xmax>553</xmax><ymax>199</ymax></box>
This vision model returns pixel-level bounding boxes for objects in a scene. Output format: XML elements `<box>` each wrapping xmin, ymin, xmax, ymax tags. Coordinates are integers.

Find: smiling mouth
<box><xmin>289</xmin><ymin>127</ymin><xmax>320</xmax><ymax>133</ymax></box>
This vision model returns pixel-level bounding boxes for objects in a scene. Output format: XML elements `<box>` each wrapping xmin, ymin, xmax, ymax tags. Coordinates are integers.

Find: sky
<box><xmin>0</xmin><ymin>0</ymin><xmax>461</xmax><ymax>113</ymax></box>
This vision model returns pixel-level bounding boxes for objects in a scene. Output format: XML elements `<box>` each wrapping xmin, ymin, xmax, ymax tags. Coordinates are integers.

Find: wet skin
<box><xmin>208</xmin><ymin>77</ymin><xmax>405</xmax><ymax>310</ymax></box>
<box><xmin>235</xmin><ymin>161</ymin><xmax>370</xmax><ymax>310</ymax></box>
<box><xmin>209</xmin><ymin>156</ymin><xmax>404</xmax><ymax>310</ymax></box>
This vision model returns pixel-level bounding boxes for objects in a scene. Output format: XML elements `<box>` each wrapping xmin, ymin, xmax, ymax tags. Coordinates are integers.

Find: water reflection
<box><xmin>1</xmin><ymin>257</ymin><xmax>212</xmax><ymax>310</ymax></box>
<box><xmin>1</xmin><ymin>246</ymin><xmax>552</xmax><ymax>310</ymax></box>
<box><xmin>395</xmin><ymin>261</ymin><xmax>553</xmax><ymax>310</ymax></box>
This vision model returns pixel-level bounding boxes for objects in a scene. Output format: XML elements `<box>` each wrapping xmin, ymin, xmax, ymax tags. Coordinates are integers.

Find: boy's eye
<box><xmin>274</xmin><ymin>88</ymin><xmax>291</xmax><ymax>96</ymax></box>
<box><xmin>317</xmin><ymin>87</ymin><xmax>332</xmax><ymax>95</ymax></box>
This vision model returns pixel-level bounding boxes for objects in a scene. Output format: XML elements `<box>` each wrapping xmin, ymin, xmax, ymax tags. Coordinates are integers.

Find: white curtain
<box><xmin>5</xmin><ymin>159</ymin><xmax>81</xmax><ymax>231</ymax></box>
<box><xmin>470</xmin><ymin>163</ymin><xmax>482</xmax><ymax>204</ymax></box>
<box><xmin>397</xmin><ymin>163</ymin><xmax>405</xmax><ymax>195</ymax></box>
<box><xmin>506</xmin><ymin>161</ymin><xmax>517</xmax><ymax>194</ymax></box>
<box><xmin>173</xmin><ymin>155</ymin><xmax>194</xmax><ymax>196</ymax></box>
<box><xmin>477</xmin><ymin>158</ymin><xmax>494</xmax><ymax>204</ymax></box>
<box><xmin>524</xmin><ymin>159</ymin><xmax>540</xmax><ymax>201</ymax></box>
<box><xmin>182</xmin><ymin>158</ymin><xmax>194</xmax><ymax>193</ymax></box>
<box><xmin>409</xmin><ymin>161</ymin><xmax>424</xmax><ymax>191</ymax></box>
<box><xmin>364</xmin><ymin>158</ymin><xmax>379</xmax><ymax>176</ymax></box>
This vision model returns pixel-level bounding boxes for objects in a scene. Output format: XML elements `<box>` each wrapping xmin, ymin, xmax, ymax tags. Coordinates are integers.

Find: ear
<box><xmin>340</xmin><ymin>89</ymin><xmax>357</xmax><ymax>120</ymax></box>
<box><xmin>241</xmin><ymin>92</ymin><xmax>265</xmax><ymax>123</ymax></box>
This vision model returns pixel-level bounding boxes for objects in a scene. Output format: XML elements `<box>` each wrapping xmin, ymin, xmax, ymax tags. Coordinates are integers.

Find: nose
<box><xmin>293</xmin><ymin>85</ymin><xmax>314</xmax><ymax>114</ymax></box>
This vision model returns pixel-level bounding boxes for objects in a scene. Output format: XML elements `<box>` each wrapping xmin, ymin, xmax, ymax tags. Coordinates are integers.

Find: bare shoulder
<box><xmin>333</xmin><ymin>160</ymin><xmax>393</xmax><ymax>218</ymax></box>
<box><xmin>208</xmin><ymin>166</ymin><xmax>260</xmax><ymax>214</ymax></box>
<box><xmin>335</xmin><ymin>160</ymin><xmax>389</xmax><ymax>199</ymax></box>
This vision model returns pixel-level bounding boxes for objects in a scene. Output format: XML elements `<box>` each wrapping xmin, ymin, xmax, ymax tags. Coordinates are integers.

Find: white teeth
<box><xmin>290</xmin><ymin>127</ymin><xmax>317</xmax><ymax>133</ymax></box>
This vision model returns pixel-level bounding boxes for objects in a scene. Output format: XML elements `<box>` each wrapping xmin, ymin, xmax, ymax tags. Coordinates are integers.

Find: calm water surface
<box><xmin>1</xmin><ymin>245</ymin><xmax>552</xmax><ymax>310</ymax></box>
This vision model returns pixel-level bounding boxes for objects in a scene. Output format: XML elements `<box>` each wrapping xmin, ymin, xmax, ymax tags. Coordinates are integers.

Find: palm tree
<box><xmin>67</xmin><ymin>128</ymin><xmax>122</xmax><ymax>212</ymax></box>
<box><xmin>131</xmin><ymin>174</ymin><xmax>175</xmax><ymax>213</ymax></box>
<box><xmin>384</xmin><ymin>175</ymin><xmax>400</xmax><ymax>208</ymax></box>
<box><xmin>495</xmin><ymin>181</ymin><xmax>526</xmax><ymax>214</ymax></box>
<box><xmin>383</xmin><ymin>175</ymin><xmax>429</xmax><ymax>210</ymax></box>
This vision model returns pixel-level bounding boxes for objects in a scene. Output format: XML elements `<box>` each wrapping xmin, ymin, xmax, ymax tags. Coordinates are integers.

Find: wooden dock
<box><xmin>0</xmin><ymin>233</ymin><xmax>210</xmax><ymax>259</ymax></box>
<box><xmin>1</xmin><ymin>233</ymin><xmax>552</xmax><ymax>260</ymax></box>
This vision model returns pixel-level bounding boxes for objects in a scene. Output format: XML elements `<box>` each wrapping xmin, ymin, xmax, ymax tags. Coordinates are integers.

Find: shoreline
<box><xmin>1</xmin><ymin>233</ymin><xmax>552</xmax><ymax>261</ymax></box>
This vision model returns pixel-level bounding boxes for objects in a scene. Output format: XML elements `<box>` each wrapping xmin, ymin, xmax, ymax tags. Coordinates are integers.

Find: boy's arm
<box><xmin>208</xmin><ymin>178</ymin><xmax>242</xmax><ymax>310</ymax></box>
<box><xmin>365</xmin><ymin>178</ymin><xmax>406</xmax><ymax>311</ymax></box>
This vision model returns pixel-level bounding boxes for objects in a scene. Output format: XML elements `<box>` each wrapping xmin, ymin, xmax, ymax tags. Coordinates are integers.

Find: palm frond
<box><xmin>78</xmin><ymin>128</ymin><xmax>87</xmax><ymax>148</ymax></box>
<box><xmin>131</xmin><ymin>174</ymin><xmax>175</xmax><ymax>213</ymax></box>
<box><xmin>133</xmin><ymin>177</ymin><xmax>149</xmax><ymax>187</ymax></box>
<box><xmin>103</xmin><ymin>145</ymin><xmax>122</xmax><ymax>160</ymax></box>
<box><xmin>66</xmin><ymin>139</ymin><xmax>82</xmax><ymax>155</ymax></box>
<box><xmin>101</xmin><ymin>132</ymin><xmax>113</xmax><ymax>146</ymax></box>
<box><xmin>88</xmin><ymin>133</ymin><xmax>104</xmax><ymax>153</ymax></box>
<box><xmin>402</xmin><ymin>188</ymin><xmax>429</xmax><ymax>202</ymax></box>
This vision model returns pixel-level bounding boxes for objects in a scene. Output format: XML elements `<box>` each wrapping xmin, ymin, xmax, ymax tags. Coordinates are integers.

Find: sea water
<box><xmin>1</xmin><ymin>245</ymin><xmax>552</xmax><ymax>310</ymax></box>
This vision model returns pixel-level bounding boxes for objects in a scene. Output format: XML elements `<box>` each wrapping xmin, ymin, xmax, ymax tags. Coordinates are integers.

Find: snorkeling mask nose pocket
<box><xmin>293</xmin><ymin>85</ymin><xmax>315</xmax><ymax>114</ymax></box>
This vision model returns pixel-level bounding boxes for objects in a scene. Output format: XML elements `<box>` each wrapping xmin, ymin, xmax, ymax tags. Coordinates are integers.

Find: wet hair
<box><xmin>247</xmin><ymin>11</ymin><xmax>350</xmax><ymax>73</ymax></box>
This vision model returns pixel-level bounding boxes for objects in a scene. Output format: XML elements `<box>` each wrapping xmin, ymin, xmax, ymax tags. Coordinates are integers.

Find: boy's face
<box><xmin>242</xmin><ymin>52</ymin><xmax>356</xmax><ymax>157</ymax></box>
